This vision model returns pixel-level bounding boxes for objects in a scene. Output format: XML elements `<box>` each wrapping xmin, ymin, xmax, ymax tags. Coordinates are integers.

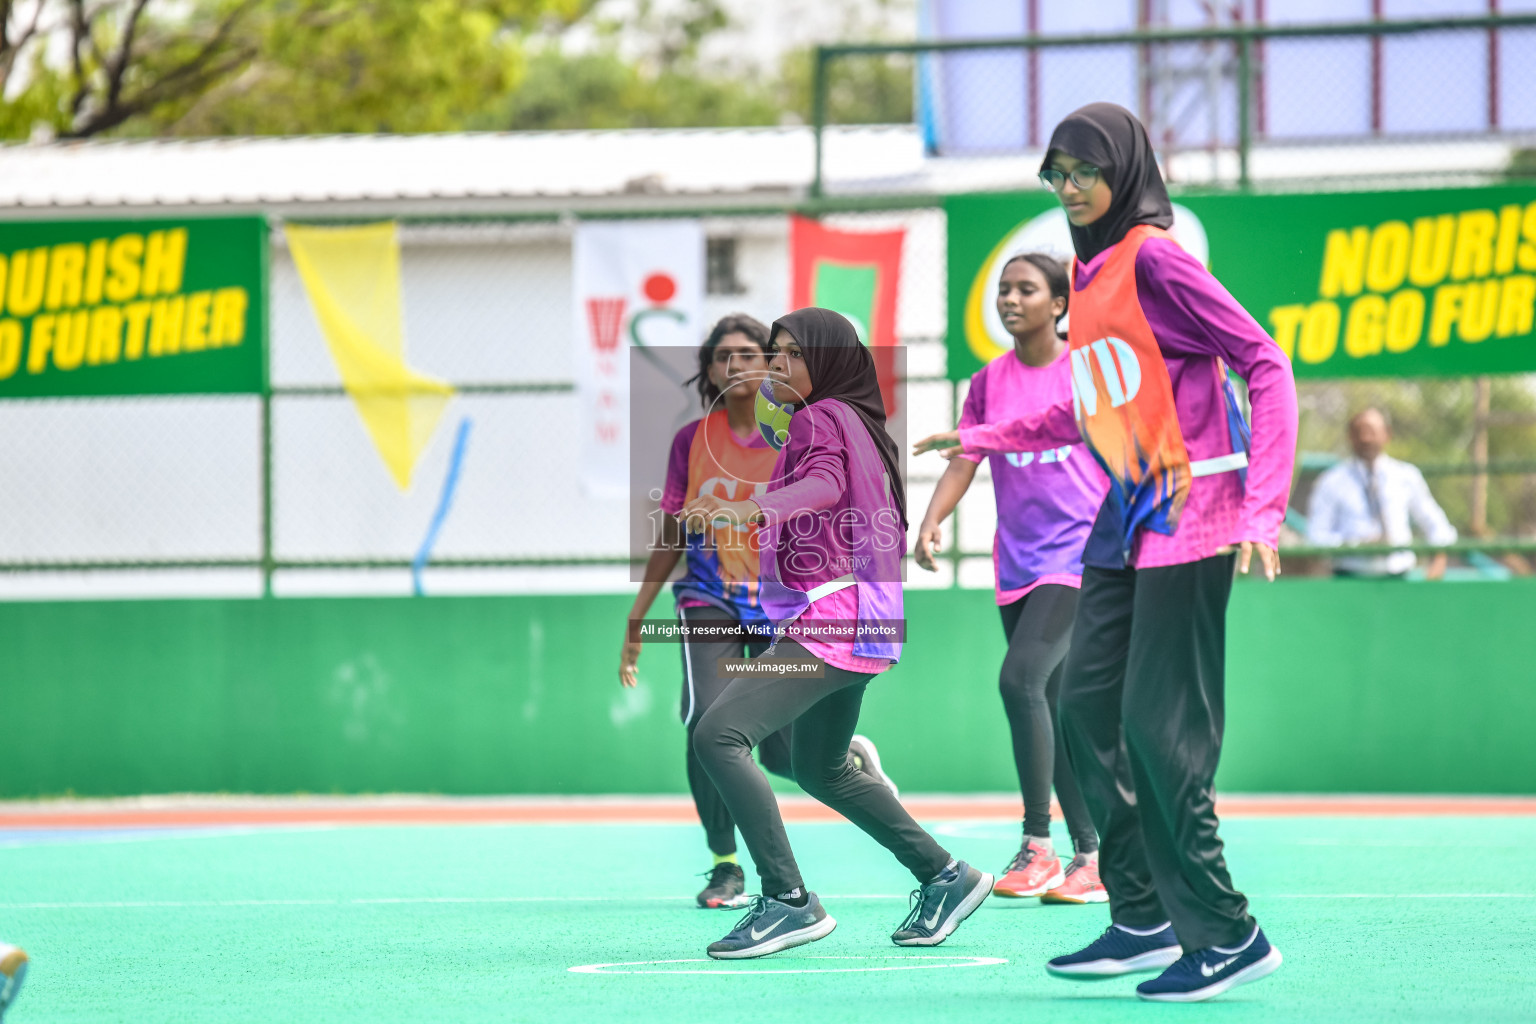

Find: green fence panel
<box><xmin>4</xmin><ymin>581</ymin><xmax>1533</xmax><ymax>798</ymax></box>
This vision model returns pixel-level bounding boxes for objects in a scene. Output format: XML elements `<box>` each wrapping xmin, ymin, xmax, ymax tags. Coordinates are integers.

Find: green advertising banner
<box><xmin>946</xmin><ymin>185</ymin><xmax>1536</xmax><ymax>382</ymax></box>
<box><xmin>0</xmin><ymin>216</ymin><xmax>266</xmax><ymax>397</ymax></box>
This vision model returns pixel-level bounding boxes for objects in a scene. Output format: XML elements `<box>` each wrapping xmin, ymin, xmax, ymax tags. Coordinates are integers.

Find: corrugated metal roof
<box><xmin>0</xmin><ymin>124</ymin><xmax>1510</xmax><ymax>220</ymax></box>
<box><xmin>0</xmin><ymin>126</ymin><xmax>929</xmax><ymax>218</ymax></box>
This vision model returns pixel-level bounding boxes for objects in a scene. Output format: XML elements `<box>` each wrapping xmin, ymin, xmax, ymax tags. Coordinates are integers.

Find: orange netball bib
<box><xmin>685</xmin><ymin>410</ymin><xmax>779</xmax><ymax>586</ymax></box>
<box><xmin>1068</xmin><ymin>224</ymin><xmax>1193</xmax><ymax>542</ymax></box>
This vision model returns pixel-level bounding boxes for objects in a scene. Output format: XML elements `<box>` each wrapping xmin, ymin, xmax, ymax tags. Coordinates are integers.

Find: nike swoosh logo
<box><xmin>1200</xmin><ymin>954</ymin><xmax>1241</xmax><ymax>978</ymax></box>
<box><xmin>749</xmin><ymin>915</ymin><xmax>790</xmax><ymax>941</ymax></box>
<box><xmin>921</xmin><ymin>893</ymin><xmax>948</xmax><ymax>931</ymax></box>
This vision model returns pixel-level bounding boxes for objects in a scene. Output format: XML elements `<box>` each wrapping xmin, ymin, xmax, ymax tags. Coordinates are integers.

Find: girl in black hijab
<box><xmin>680</xmin><ymin>307</ymin><xmax>992</xmax><ymax>961</ymax></box>
<box><xmin>767</xmin><ymin>307</ymin><xmax>908</xmax><ymax>525</ymax></box>
<box><xmin>915</xmin><ymin>103</ymin><xmax>1298</xmax><ymax>1001</ymax></box>
<box><xmin>1043</xmin><ymin>101</ymin><xmax>1174</xmax><ymax>264</ymax></box>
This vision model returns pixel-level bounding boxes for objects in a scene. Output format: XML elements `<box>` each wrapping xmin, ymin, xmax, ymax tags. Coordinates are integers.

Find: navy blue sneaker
<box><xmin>1136</xmin><ymin>926</ymin><xmax>1282</xmax><ymax>1002</ymax></box>
<box><xmin>1045</xmin><ymin>922</ymin><xmax>1182</xmax><ymax>979</ymax></box>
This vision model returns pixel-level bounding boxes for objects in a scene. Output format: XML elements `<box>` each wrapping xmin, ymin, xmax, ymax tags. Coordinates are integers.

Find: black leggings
<box><xmin>1058</xmin><ymin>556</ymin><xmax>1254</xmax><ymax>951</ymax></box>
<box><xmin>999</xmin><ymin>585</ymin><xmax>1098</xmax><ymax>853</ymax></box>
<box><xmin>693</xmin><ymin>639</ymin><xmax>951</xmax><ymax>896</ymax></box>
<box><xmin>680</xmin><ymin>606</ymin><xmax>793</xmax><ymax>856</ymax></box>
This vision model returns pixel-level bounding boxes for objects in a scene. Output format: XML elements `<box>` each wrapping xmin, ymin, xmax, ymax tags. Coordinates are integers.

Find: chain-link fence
<box><xmin>0</xmin><ymin>209</ymin><xmax>959</xmax><ymax>598</ymax></box>
<box><xmin>3</xmin><ymin>205</ymin><xmax>1534</xmax><ymax>597</ymax></box>
<box><xmin>7</xmin><ymin>16</ymin><xmax>1536</xmax><ymax>597</ymax></box>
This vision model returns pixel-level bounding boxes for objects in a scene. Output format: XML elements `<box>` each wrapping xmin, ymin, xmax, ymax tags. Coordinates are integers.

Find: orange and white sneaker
<box><xmin>992</xmin><ymin>837</ymin><xmax>1065</xmax><ymax>898</ymax></box>
<box><xmin>0</xmin><ymin>943</ymin><xmax>27</xmax><ymax>1022</ymax></box>
<box><xmin>1042</xmin><ymin>854</ymin><xmax>1109</xmax><ymax>904</ymax></box>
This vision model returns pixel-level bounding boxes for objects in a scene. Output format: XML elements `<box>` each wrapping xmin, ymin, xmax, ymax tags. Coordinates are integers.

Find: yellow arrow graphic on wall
<box><xmin>285</xmin><ymin>222</ymin><xmax>453</xmax><ymax>491</ymax></box>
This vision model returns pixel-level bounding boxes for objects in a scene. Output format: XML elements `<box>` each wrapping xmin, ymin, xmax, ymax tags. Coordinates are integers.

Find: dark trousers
<box><xmin>1058</xmin><ymin>555</ymin><xmax>1256</xmax><ymax>951</ymax></box>
<box><xmin>999</xmin><ymin>585</ymin><xmax>1098</xmax><ymax>853</ymax></box>
<box><xmin>679</xmin><ymin>606</ymin><xmax>792</xmax><ymax>856</ymax></box>
<box><xmin>693</xmin><ymin>639</ymin><xmax>951</xmax><ymax>896</ymax></box>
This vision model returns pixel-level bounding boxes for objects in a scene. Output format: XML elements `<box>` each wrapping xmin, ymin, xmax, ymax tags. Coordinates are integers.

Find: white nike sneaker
<box><xmin>891</xmin><ymin>860</ymin><xmax>993</xmax><ymax>946</ymax></box>
<box><xmin>707</xmin><ymin>893</ymin><xmax>836</xmax><ymax>960</ymax></box>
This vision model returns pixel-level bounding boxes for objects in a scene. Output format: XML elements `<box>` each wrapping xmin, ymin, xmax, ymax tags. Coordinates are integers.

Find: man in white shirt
<box><xmin>1306</xmin><ymin>408</ymin><xmax>1456</xmax><ymax>579</ymax></box>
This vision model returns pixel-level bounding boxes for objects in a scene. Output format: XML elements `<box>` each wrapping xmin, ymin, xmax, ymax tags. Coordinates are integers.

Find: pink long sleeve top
<box><xmin>753</xmin><ymin>400</ymin><xmax>904</xmax><ymax>674</ymax></box>
<box><xmin>958</xmin><ymin>236</ymin><xmax>1299</xmax><ymax>569</ymax></box>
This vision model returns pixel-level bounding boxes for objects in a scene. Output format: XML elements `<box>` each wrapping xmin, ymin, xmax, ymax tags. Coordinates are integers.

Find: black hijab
<box><xmin>771</xmin><ymin>307</ymin><xmax>907</xmax><ymax>528</ymax></box>
<box><xmin>1043</xmin><ymin>102</ymin><xmax>1173</xmax><ymax>264</ymax></box>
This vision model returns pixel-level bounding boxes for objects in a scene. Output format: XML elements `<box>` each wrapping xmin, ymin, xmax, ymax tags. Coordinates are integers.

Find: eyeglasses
<box><xmin>1039</xmin><ymin>165</ymin><xmax>1101</xmax><ymax>192</ymax></box>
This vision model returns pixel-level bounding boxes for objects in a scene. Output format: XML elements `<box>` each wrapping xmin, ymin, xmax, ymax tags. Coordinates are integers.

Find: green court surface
<box><xmin>3</xmin><ymin>814</ymin><xmax>1534</xmax><ymax>1023</ymax></box>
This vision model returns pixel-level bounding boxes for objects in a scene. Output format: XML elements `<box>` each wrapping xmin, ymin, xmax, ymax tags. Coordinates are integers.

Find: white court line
<box><xmin>3</xmin><ymin>892</ymin><xmax>1533</xmax><ymax>910</ymax></box>
<box><xmin>0</xmin><ymin>825</ymin><xmax>341</xmax><ymax>850</ymax></box>
<box><xmin>930</xmin><ymin>822</ymin><xmax>1522</xmax><ymax>849</ymax></box>
<box><xmin>0</xmin><ymin>897</ymin><xmax>683</xmax><ymax>909</ymax></box>
<box><xmin>1267</xmin><ymin>893</ymin><xmax>1536</xmax><ymax>899</ymax></box>
<box><xmin>569</xmin><ymin>956</ymin><xmax>1008</xmax><ymax>975</ymax></box>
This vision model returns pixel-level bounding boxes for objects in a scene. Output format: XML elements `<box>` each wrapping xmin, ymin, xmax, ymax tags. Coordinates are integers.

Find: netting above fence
<box><xmin>814</xmin><ymin>12</ymin><xmax>1536</xmax><ymax>193</ymax></box>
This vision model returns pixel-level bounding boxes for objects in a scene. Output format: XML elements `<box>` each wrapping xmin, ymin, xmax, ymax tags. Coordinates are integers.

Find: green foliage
<box><xmin>0</xmin><ymin>0</ymin><xmax>589</xmax><ymax>140</ymax></box>
<box><xmin>0</xmin><ymin>0</ymin><xmax>274</xmax><ymax>140</ymax></box>
<box><xmin>470</xmin><ymin>1</ymin><xmax>780</xmax><ymax>132</ymax></box>
<box><xmin>472</xmin><ymin>46</ymin><xmax>779</xmax><ymax>131</ymax></box>
<box><xmin>152</xmin><ymin>0</ymin><xmax>589</xmax><ymax>135</ymax></box>
<box><xmin>0</xmin><ymin>48</ymin><xmax>70</xmax><ymax>140</ymax></box>
<box><xmin>0</xmin><ymin>0</ymin><xmax>915</xmax><ymax>138</ymax></box>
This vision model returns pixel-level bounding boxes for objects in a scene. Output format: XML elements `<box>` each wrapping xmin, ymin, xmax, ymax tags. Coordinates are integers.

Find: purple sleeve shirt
<box><xmin>955</xmin><ymin>366</ymin><xmax>987</xmax><ymax>465</ymax></box>
<box><xmin>752</xmin><ymin>402</ymin><xmax>904</xmax><ymax>673</ymax></box>
<box><xmin>1131</xmin><ymin>237</ymin><xmax>1298</xmax><ymax>562</ymax></box>
<box><xmin>959</xmin><ymin>351</ymin><xmax>1108</xmax><ymax>602</ymax></box>
<box><xmin>659</xmin><ymin>420</ymin><xmax>700</xmax><ymax>516</ymax></box>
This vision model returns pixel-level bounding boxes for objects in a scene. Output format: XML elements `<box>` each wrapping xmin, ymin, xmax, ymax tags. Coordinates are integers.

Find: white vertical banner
<box><xmin>572</xmin><ymin>220</ymin><xmax>705</xmax><ymax>500</ymax></box>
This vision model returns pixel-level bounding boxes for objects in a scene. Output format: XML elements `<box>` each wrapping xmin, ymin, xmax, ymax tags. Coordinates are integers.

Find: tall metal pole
<box><xmin>1237</xmin><ymin>32</ymin><xmax>1253</xmax><ymax>189</ymax></box>
<box><xmin>950</xmin><ymin>379</ymin><xmax>962</xmax><ymax>588</ymax></box>
<box><xmin>811</xmin><ymin>47</ymin><xmax>829</xmax><ymax>199</ymax></box>
<box><xmin>260</xmin><ymin>220</ymin><xmax>275</xmax><ymax>598</ymax></box>
<box><xmin>261</xmin><ymin>386</ymin><xmax>273</xmax><ymax>597</ymax></box>
<box><xmin>1471</xmin><ymin>375</ymin><xmax>1492</xmax><ymax>536</ymax></box>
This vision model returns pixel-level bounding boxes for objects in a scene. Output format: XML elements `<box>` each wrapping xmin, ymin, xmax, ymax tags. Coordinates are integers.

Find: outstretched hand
<box><xmin>1237</xmin><ymin>541</ymin><xmax>1280</xmax><ymax>582</ymax></box>
<box><xmin>678</xmin><ymin>494</ymin><xmax>761</xmax><ymax>532</ymax></box>
<box><xmin>913</xmin><ymin>431</ymin><xmax>963</xmax><ymax>457</ymax></box>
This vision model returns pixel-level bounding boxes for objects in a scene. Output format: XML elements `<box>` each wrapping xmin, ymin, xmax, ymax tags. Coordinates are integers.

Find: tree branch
<box><xmin>65</xmin><ymin>0</ymin><xmax>262</xmax><ymax>137</ymax></box>
<box><xmin>104</xmin><ymin>0</ymin><xmax>151</xmax><ymax>113</ymax></box>
<box><xmin>68</xmin><ymin>0</ymin><xmax>91</xmax><ymax>118</ymax></box>
<box><xmin>67</xmin><ymin>46</ymin><xmax>250</xmax><ymax>135</ymax></box>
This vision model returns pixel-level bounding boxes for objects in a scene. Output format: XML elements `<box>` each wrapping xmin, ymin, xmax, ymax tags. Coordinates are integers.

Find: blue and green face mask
<box><xmin>755</xmin><ymin>378</ymin><xmax>795</xmax><ymax>451</ymax></box>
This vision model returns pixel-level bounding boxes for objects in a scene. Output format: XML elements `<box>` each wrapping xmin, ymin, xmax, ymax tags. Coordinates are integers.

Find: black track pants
<box><xmin>998</xmin><ymin>585</ymin><xmax>1098</xmax><ymax>853</ymax></box>
<box><xmin>679</xmin><ymin>605</ymin><xmax>791</xmax><ymax>856</ymax></box>
<box><xmin>692</xmin><ymin>639</ymin><xmax>951</xmax><ymax>896</ymax></box>
<box><xmin>1057</xmin><ymin>555</ymin><xmax>1256</xmax><ymax>951</ymax></box>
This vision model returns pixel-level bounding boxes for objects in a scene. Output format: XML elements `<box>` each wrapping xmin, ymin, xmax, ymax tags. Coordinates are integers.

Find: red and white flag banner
<box><xmin>572</xmin><ymin>220</ymin><xmax>704</xmax><ymax>500</ymax></box>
